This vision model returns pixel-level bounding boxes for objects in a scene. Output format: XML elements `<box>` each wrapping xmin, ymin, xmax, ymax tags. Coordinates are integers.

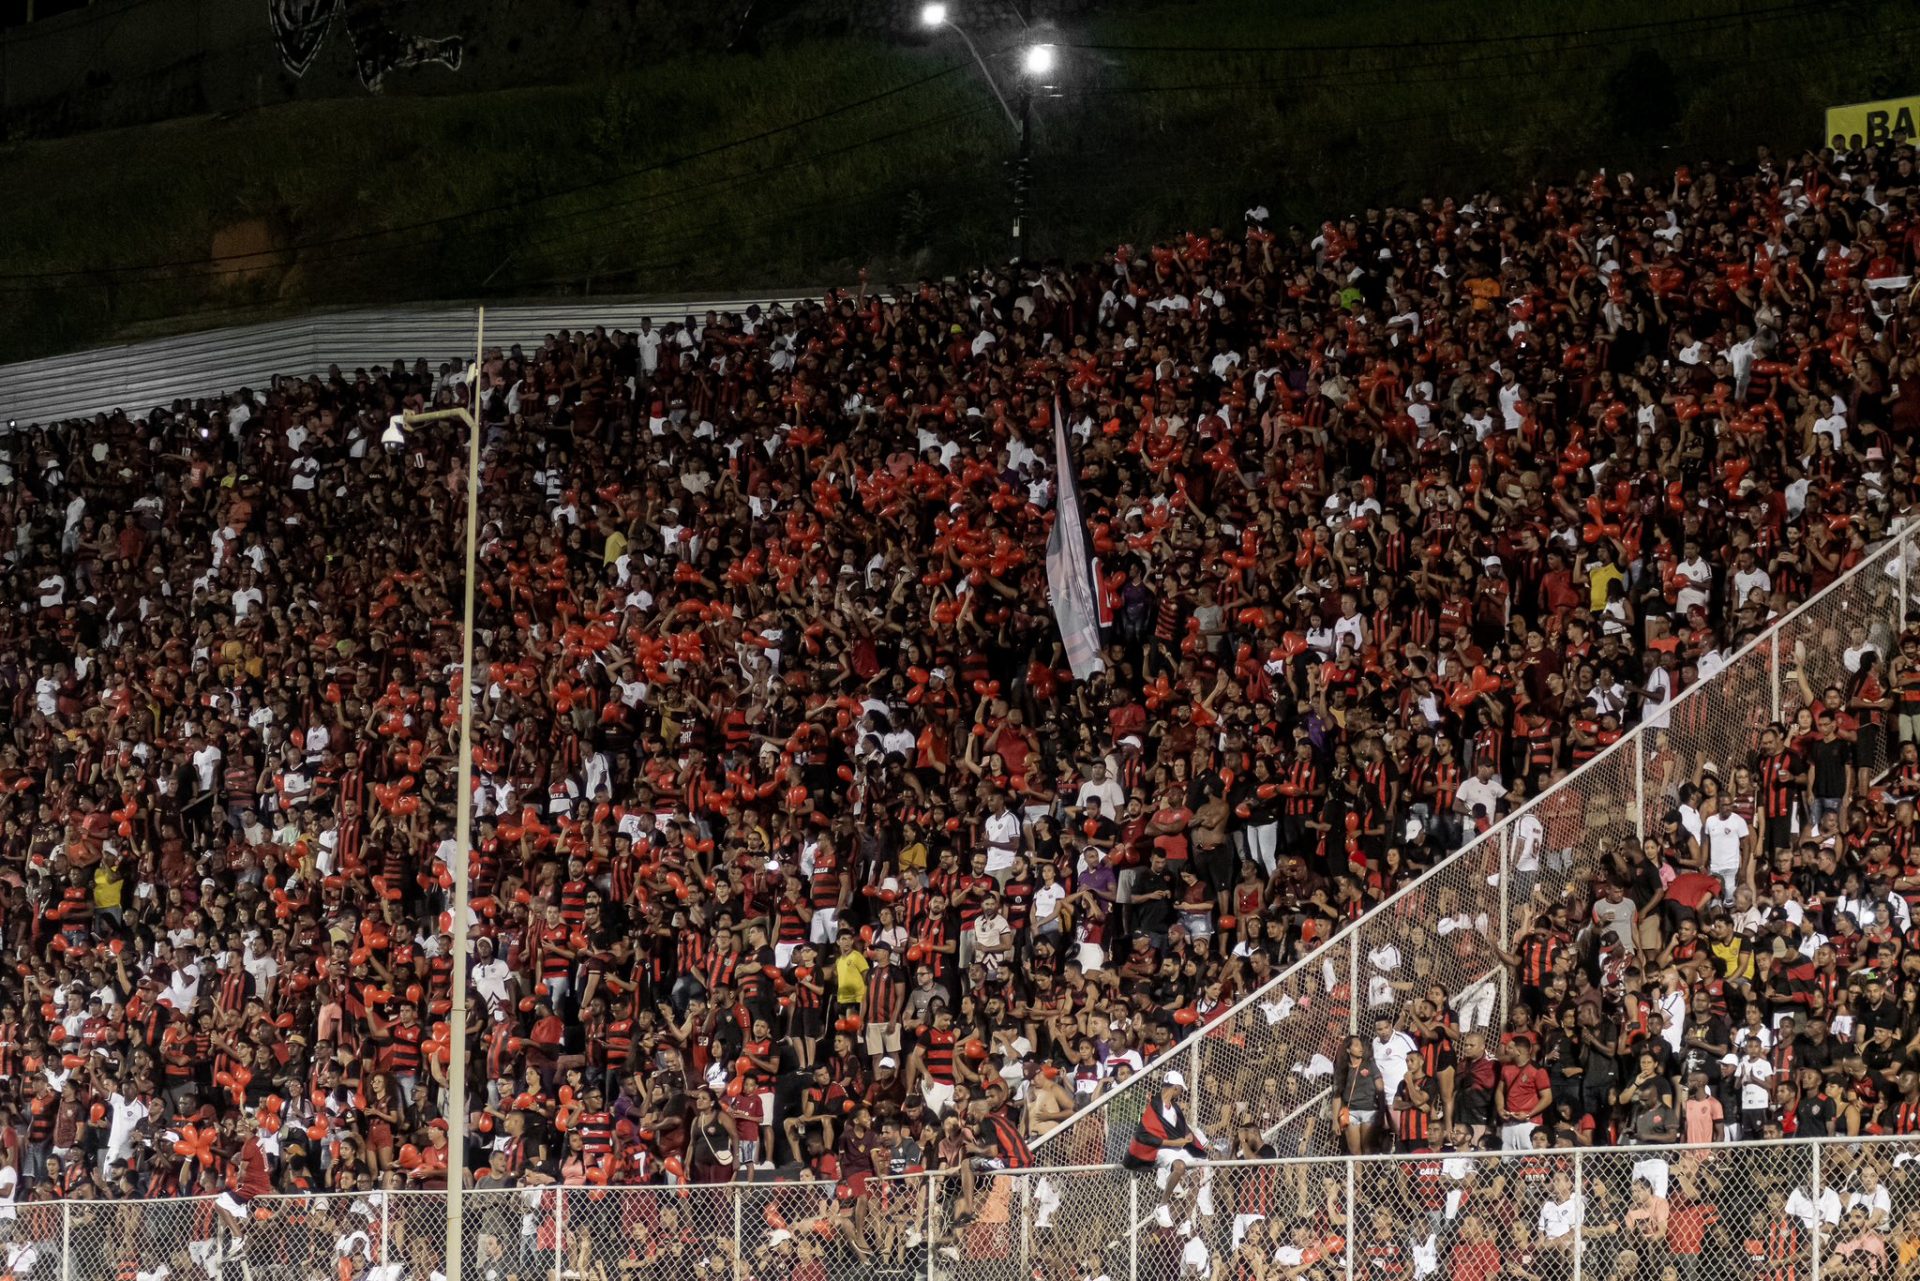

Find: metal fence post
<box><xmin>1572</xmin><ymin>1147</ymin><xmax>1584</xmax><ymax>1281</ymax></box>
<box><xmin>1812</xmin><ymin>1141</ymin><xmax>1823</xmax><ymax>1281</ymax></box>
<box><xmin>1015</xmin><ymin>1174</ymin><xmax>1031</xmax><ymax>1280</ymax></box>
<box><xmin>1189</xmin><ymin>1038</ymin><xmax>1203</xmax><ymax>1142</ymax></box>
<box><xmin>552</xmin><ymin>1187</ymin><xmax>565</xmax><ymax>1281</ymax></box>
<box><xmin>734</xmin><ymin>1184</ymin><xmax>745</xmax><ymax>1281</ymax></box>
<box><xmin>1128</xmin><ymin>1176</ymin><xmax>1140</xmax><ymax>1281</ymax></box>
<box><xmin>1347</xmin><ymin>932</ymin><xmax>1361</xmax><ymax>1037</ymax></box>
<box><xmin>1900</xmin><ymin>519</ymin><xmax>1911</xmax><ymax>629</ymax></box>
<box><xmin>1498</xmin><ymin>825</ymin><xmax>1512</xmax><ymax>1026</ymax></box>
<box><xmin>1770</xmin><ymin>632</ymin><xmax>1782</xmax><ymax>721</ymax></box>
<box><xmin>60</xmin><ymin>1199</ymin><xmax>69</xmax><ymax>1281</ymax></box>
<box><xmin>381</xmin><ymin>1191</ymin><xmax>392</xmax><ymax>1268</ymax></box>
<box><xmin>1633</xmin><ymin>732</ymin><xmax>1646</xmax><ymax>841</ymax></box>
<box><xmin>1344</xmin><ymin>1159</ymin><xmax>1356</xmax><ymax>1281</ymax></box>
<box><xmin>926</xmin><ymin>1174</ymin><xmax>938</xmax><ymax>1281</ymax></box>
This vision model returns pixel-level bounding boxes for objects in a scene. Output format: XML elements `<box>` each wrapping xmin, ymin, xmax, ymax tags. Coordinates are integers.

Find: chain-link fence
<box><xmin>1033</xmin><ymin>521</ymin><xmax>1919</xmax><ymax>1165</ymax></box>
<box><xmin>46</xmin><ymin>1136</ymin><xmax>1920</xmax><ymax>1281</ymax></box>
<box><xmin>985</xmin><ymin>1137</ymin><xmax>1920</xmax><ymax>1281</ymax></box>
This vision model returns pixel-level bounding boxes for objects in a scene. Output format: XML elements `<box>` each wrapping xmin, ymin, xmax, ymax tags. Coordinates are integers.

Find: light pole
<box><xmin>390</xmin><ymin>307</ymin><xmax>487</xmax><ymax>1281</ymax></box>
<box><xmin>918</xmin><ymin>2</ymin><xmax>1054</xmax><ymax>263</ymax></box>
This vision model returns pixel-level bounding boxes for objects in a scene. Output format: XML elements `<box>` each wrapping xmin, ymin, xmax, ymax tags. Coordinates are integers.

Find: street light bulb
<box><xmin>919</xmin><ymin>3</ymin><xmax>948</xmax><ymax>27</ymax></box>
<box><xmin>1022</xmin><ymin>43</ymin><xmax>1057</xmax><ymax>76</ymax></box>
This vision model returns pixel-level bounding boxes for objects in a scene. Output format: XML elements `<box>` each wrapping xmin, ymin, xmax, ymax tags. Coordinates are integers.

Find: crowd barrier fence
<box><xmin>32</xmin><ymin>1134</ymin><xmax>1920</xmax><ymax>1281</ymax></box>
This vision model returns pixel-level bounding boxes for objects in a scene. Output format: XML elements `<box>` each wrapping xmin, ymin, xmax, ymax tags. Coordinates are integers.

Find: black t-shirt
<box><xmin>1792</xmin><ymin>1032</ymin><xmax>1836</xmax><ymax>1074</ymax></box>
<box><xmin>1794</xmin><ymin>1090</ymin><xmax>1836</xmax><ymax>1138</ymax></box>
<box><xmin>1132</xmin><ymin>869</ymin><xmax>1176</xmax><ymax>934</ymax></box>
<box><xmin>1811</xmin><ymin>738</ymin><xmax>1852</xmax><ymax>797</ymax></box>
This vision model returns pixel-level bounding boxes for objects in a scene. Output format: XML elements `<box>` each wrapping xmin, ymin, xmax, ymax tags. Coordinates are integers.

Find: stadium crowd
<box><xmin>0</xmin><ymin>132</ymin><xmax>1919</xmax><ymax>1273</ymax></box>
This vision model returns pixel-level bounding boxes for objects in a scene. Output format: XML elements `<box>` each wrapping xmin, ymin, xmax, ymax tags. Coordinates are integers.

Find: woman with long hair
<box><xmin>1332</xmin><ymin>1034</ymin><xmax>1384</xmax><ymax>1155</ymax></box>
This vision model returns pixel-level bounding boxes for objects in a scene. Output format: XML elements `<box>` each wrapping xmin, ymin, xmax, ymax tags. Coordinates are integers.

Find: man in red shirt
<box><xmin>1495</xmin><ymin>1039</ymin><xmax>1552</xmax><ymax>1152</ymax></box>
<box><xmin>1448</xmin><ymin>1214</ymin><xmax>1502</xmax><ymax>1281</ymax></box>
<box><xmin>214</xmin><ymin>1115</ymin><xmax>274</xmax><ymax>1260</ymax></box>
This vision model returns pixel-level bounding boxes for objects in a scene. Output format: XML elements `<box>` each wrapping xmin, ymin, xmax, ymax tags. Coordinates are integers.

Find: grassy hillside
<box><xmin>0</xmin><ymin>0</ymin><xmax>1915</xmax><ymax>362</ymax></box>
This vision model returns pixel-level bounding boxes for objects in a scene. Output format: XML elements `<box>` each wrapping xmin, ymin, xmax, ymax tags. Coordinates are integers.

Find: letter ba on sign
<box><xmin>1826</xmin><ymin>95</ymin><xmax>1920</xmax><ymax>148</ymax></box>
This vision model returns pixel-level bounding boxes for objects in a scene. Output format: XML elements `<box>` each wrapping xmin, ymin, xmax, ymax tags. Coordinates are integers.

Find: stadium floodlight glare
<box><xmin>919</xmin><ymin>2</ymin><xmax>948</xmax><ymax>27</ymax></box>
<box><xmin>1022</xmin><ymin>42</ymin><xmax>1057</xmax><ymax>76</ymax></box>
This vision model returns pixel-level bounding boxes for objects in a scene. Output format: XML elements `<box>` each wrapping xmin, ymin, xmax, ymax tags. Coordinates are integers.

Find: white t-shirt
<box><xmin>983</xmin><ymin>810</ymin><xmax>1022</xmax><ymax>875</ymax></box>
<box><xmin>1538</xmin><ymin>1195</ymin><xmax>1583</xmax><ymax>1240</ymax></box>
<box><xmin>1703</xmin><ymin>811</ymin><xmax>1750</xmax><ymax>873</ymax></box>
<box><xmin>1372</xmin><ymin>1029</ymin><xmax>1418</xmax><ymax>1099</ymax></box>
<box><xmin>192</xmin><ymin>744</ymin><xmax>223</xmax><ymax>793</ymax></box>
<box><xmin>1456</xmin><ymin>776</ymin><xmax>1506</xmax><ymax>819</ymax></box>
<box><xmin>106</xmin><ymin>1092</ymin><xmax>148</xmax><ymax>1160</ymax></box>
<box><xmin>1736</xmin><ymin>1056</ymin><xmax>1774</xmax><ymax>1110</ymax></box>
<box><xmin>1732</xmin><ymin>566</ymin><xmax>1772</xmax><ymax>605</ymax></box>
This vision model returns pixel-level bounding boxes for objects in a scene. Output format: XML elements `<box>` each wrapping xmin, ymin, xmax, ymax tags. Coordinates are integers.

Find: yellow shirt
<box><xmin>603</xmin><ymin>530</ymin><xmax>628</xmax><ymax>565</ymax></box>
<box><xmin>94</xmin><ymin>867</ymin><xmax>124</xmax><ymax>910</ymax></box>
<box><xmin>897</xmin><ymin>840</ymin><xmax>929</xmax><ymax>872</ymax></box>
<box><xmin>1589</xmin><ymin>561</ymin><xmax>1625</xmax><ymax>613</ymax></box>
<box><xmin>1709</xmin><ymin>937</ymin><xmax>1752</xmax><ymax>982</ymax></box>
<box><xmin>834</xmin><ymin>950</ymin><xmax>871</xmax><ymax>1005</ymax></box>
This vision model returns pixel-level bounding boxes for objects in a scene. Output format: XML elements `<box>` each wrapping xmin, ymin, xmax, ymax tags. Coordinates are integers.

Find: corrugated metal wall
<box><xmin>0</xmin><ymin>296</ymin><xmax>814</xmax><ymax>428</ymax></box>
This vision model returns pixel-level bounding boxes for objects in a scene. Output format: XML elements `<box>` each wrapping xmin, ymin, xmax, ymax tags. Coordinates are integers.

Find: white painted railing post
<box><xmin>926</xmin><ymin>1175</ymin><xmax>938</xmax><ymax>1281</ymax></box>
<box><xmin>1347</xmin><ymin>932</ymin><xmax>1361</xmax><ymax>1037</ymax></box>
<box><xmin>1344</xmin><ymin>1159</ymin><xmax>1356</xmax><ymax>1281</ymax></box>
<box><xmin>1572</xmin><ymin>1147</ymin><xmax>1584</xmax><ymax>1281</ymax></box>
<box><xmin>1634</xmin><ymin>732</ymin><xmax>1646</xmax><ymax>841</ymax></box>
<box><xmin>1771</xmin><ymin>632</ymin><xmax>1783</xmax><ymax>721</ymax></box>
<box><xmin>1498</xmin><ymin>825</ymin><xmax>1512</xmax><ymax>1026</ymax></box>
<box><xmin>1812</xmin><ymin>1141</ymin><xmax>1824</xmax><ymax>1281</ymax></box>
<box><xmin>1128</xmin><ymin>1176</ymin><xmax>1140</xmax><ymax>1281</ymax></box>
<box><xmin>734</xmin><ymin>1184</ymin><xmax>745</xmax><ymax>1281</ymax></box>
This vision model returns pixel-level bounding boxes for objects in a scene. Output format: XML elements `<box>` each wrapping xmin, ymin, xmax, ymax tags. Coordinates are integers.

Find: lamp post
<box><xmin>391</xmin><ymin>307</ymin><xmax>487</xmax><ymax>1281</ymax></box>
<box><xmin>918</xmin><ymin>2</ymin><xmax>1054</xmax><ymax>263</ymax></box>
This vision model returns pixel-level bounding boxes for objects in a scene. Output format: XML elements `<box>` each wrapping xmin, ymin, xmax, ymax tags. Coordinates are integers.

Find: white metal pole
<box><xmin>1900</xmin><ymin>518</ymin><xmax>1911</xmax><ymax>630</ymax></box>
<box><xmin>1771</xmin><ymin>633</ymin><xmax>1782</xmax><ymax>722</ymax></box>
<box><xmin>444</xmin><ymin>306</ymin><xmax>486</xmax><ymax>1281</ymax></box>
<box><xmin>1633</xmin><ymin>732</ymin><xmax>1646</xmax><ymax>842</ymax></box>
<box><xmin>1128</xmin><ymin>1177</ymin><xmax>1140</xmax><ymax>1281</ymax></box>
<box><xmin>1189</xmin><ymin>1039</ymin><xmax>1203</xmax><ymax>1143</ymax></box>
<box><xmin>60</xmin><ymin>1199</ymin><xmax>69</xmax><ymax>1281</ymax></box>
<box><xmin>1811</xmin><ymin>1142</ymin><xmax>1823</xmax><ymax>1281</ymax></box>
<box><xmin>1497</xmin><ymin>826</ymin><xmax>1511</xmax><ymax>1027</ymax></box>
<box><xmin>926</xmin><ymin>1175</ymin><xmax>938</xmax><ymax>1281</ymax></box>
<box><xmin>1572</xmin><ymin>1147</ymin><xmax>1584</xmax><ymax>1281</ymax></box>
<box><xmin>1343</xmin><ymin>1159</ymin><xmax>1356</xmax><ymax>1281</ymax></box>
<box><xmin>381</xmin><ymin>1191</ymin><xmax>391</xmax><ymax>1268</ymax></box>
<box><xmin>1347</xmin><ymin>932</ymin><xmax>1360</xmax><ymax>1036</ymax></box>
<box><xmin>1018</xmin><ymin>1175</ymin><xmax>1032</xmax><ymax>1278</ymax></box>
<box><xmin>734</xmin><ymin>1185</ymin><xmax>745</xmax><ymax>1281</ymax></box>
<box><xmin>553</xmin><ymin>1187</ymin><xmax>566</xmax><ymax>1281</ymax></box>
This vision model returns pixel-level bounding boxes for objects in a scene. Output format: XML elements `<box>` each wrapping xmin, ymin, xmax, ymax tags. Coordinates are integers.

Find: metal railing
<box><xmin>36</xmin><ymin>1134</ymin><xmax>1920</xmax><ymax>1281</ymax></box>
<box><xmin>1033</xmin><ymin>517</ymin><xmax>1916</xmax><ymax>1163</ymax></box>
<box><xmin>0</xmin><ymin>297</ymin><xmax>815</xmax><ymax>428</ymax></box>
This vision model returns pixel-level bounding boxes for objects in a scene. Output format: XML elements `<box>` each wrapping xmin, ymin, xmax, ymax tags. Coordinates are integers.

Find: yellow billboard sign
<box><xmin>1827</xmin><ymin>95</ymin><xmax>1920</xmax><ymax>148</ymax></box>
